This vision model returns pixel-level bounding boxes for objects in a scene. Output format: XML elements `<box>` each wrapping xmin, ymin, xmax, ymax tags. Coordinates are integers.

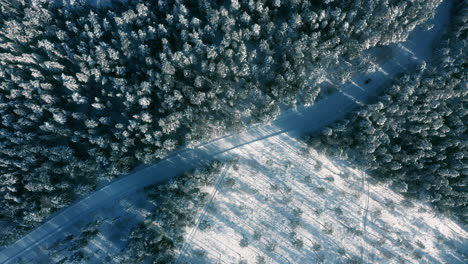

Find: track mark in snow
<box><xmin>176</xmin><ymin>165</ymin><xmax>231</xmax><ymax>264</ymax></box>
<box><xmin>181</xmin><ymin>134</ymin><xmax>467</xmax><ymax>264</ymax></box>
<box><xmin>360</xmin><ymin>171</ymin><xmax>371</xmax><ymax>263</ymax></box>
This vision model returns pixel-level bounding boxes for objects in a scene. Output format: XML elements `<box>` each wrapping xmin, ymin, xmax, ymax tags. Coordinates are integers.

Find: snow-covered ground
<box><xmin>177</xmin><ymin>134</ymin><xmax>467</xmax><ymax>264</ymax></box>
<box><xmin>21</xmin><ymin>190</ymin><xmax>156</xmax><ymax>263</ymax></box>
<box><xmin>0</xmin><ymin>0</ymin><xmax>455</xmax><ymax>263</ymax></box>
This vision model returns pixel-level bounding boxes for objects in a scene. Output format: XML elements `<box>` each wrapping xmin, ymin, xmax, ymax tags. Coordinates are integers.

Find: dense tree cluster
<box><xmin>306</xmin><ymin>1</ymin><xmax>467</xmax><ymax>221</ymax></box>
<box><xmin>0</xmin><ymin>0</ymin><xmax>441</xmax><ymax>246</ymax></box>
<box><xmin>35</xmin><ymin>220</ymin><xmax>101</xmax><ymax>264</ymax></box>
<box><xmin>116</xmin><ymin>161</ymin><xmax>222</xmax><ymax>263</ymax></box>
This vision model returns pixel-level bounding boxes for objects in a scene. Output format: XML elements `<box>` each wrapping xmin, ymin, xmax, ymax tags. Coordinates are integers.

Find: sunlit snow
<box><xmin>177</xmin><ymin>134</ymin><xmax>467</xmax><ymax>264</ymax></box>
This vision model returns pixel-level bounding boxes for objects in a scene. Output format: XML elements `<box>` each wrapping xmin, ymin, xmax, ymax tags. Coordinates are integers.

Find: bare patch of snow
<box><xmin>177</xmin><ymin>134</ymin><xmax>467</xmax><ymax>264</ymax></box>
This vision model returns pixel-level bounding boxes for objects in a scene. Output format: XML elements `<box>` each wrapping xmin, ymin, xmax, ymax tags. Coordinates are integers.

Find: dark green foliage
<box><xmin>313</xmin><ymin>243</ymin><xmax>322</xmax><ymax>251</ymax></box>
<box><xmin>45</xmin><ymin>220</ymin><xmax>102</xmax><ymax>263</ymax></box>
<box><xmin>289</xmin><ymin>231</ymin><xmax>304</xmax><ymax>249</ymax></box>
<box><xmin>197</xmin><ymin>219</ymin><xmax>211</xmax><ymax>231</ymax></box>
<box><xmin>253</xmin><ymin>229</ymin><xmax>262</xmax><ymax>240</ymax></box>
<box><xmin>239</xmin><ymin>235</ymin><xmax>249</xmax><ymax>247</ymax></box>
<box><xmin>117</xmin><ymin>162</ymin><xmax>222</xmax><ymax>262</ymax></box>
<box><xmin>305</xmin><ymin>2</ymin><xmax>467</xmax><ymax>221</ymax></box>
<box><xmin>256</xmin><ymin>255</ymin><xmax>266</xmax><ymax>264</ymax></box>
<box><xmin>0</xmin><ymin>0</ymin><xmax>441</xmax><ymax>245</ymax></box>
<box><xmin>266</xmin><ymin>240</ymin><xmax>277</xmax><ymax>252</ymax></box>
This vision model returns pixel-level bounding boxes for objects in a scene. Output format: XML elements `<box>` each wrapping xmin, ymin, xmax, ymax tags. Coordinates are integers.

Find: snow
<box><xmin>177</xmin><ymin>134</ymin><xmax>467</xmax><ymax>264</ymax></box>
<box><xmin>399</xmin><ymin>0</ymin><xmax>453</xmax><ymax>61</ymax></box>
<box><xmin>0</xmin><ymin>0</ymin><xmax>456</xmax><ymax>263</ymax></box>
<box><xmin>44</xmin><ymin>192</ymin><xmax>152</xmax><ymax>263</ymax></box>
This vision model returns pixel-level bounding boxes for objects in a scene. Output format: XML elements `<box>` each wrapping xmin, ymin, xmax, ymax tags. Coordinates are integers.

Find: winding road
<box><xmin>0</xmin><ymin>1</ymin><xmax>453</xmax><ymax>263</ymax></box>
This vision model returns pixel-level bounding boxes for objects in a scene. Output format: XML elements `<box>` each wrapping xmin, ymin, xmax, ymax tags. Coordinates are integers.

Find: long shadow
<box><xmin>189</xmin><ymin>128</ymin><xmax>466</xmax><ymax>263</ymax></box>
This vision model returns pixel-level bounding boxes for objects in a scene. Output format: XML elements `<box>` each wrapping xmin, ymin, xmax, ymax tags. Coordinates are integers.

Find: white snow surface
<box><xmin>177</xmin><ymin>134</ymin><xmax>467</xmax><ymax>264</ymax></box>
<box><xmin>0</xmin><ymin>0</ymin><xmax>456</xmax><ymax>263</ymax></box>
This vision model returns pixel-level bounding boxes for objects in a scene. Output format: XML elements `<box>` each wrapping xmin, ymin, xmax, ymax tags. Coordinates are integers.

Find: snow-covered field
<box><xmin>177</xmin><ymin>134</ymin><xmax>467</xmax><ymax>264</ymax></box>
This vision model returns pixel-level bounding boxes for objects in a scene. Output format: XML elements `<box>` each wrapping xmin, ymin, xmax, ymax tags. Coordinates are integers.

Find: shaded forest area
<box><xmin>116</xmin><ymin>161</ymin><xmax>223</xmax><ymax>263</ymax></box>
<box><xmin>37</xmin><ymin>162</ymin><xmax>223</xmax><ymax>264</ymax></box>
<box><xmin>0</xmin><ymin>0</ymin><xmax>441</xmax><ymax>246</ymax></box>
<box><xmin>306</xmin><ymin>0</ymin><xmax>467</xmax><ymax>222</ymax></box>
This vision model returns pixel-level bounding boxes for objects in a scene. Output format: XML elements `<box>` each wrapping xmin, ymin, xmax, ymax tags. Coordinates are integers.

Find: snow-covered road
<box><xmin>0</xmin><ymin>1</ymin><xmax>453</xmax><ymax>263</ymax></box>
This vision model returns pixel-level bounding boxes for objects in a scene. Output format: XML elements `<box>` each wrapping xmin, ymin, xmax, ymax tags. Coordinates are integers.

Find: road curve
<box><xmin>0</xmin><ymin>1</ymin><xmax>452</xmax><ymax>263</ymax></box>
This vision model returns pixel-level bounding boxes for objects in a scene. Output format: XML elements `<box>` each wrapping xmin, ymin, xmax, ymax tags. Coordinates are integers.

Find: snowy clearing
<box><xmin>177</xmin><ymin>134</ymin><xmax>467</xmax><ymax>264</ymax></box>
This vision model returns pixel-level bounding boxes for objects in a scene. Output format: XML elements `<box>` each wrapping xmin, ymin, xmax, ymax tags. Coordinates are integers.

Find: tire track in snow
<box><xmin>360</xmin><ymin>171</ymin><xmax>371</xmax><ymax>263</ymax></box>
<box><xmin>175</xmin><ymin>164</ymin><xmax>230</xmax><ymax>264</ymax></box>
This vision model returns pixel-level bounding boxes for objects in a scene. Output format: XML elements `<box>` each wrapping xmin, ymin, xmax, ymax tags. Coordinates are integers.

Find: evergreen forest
<box><xmin>0</xmin><ymin>0</ymin><xmax>465</xmax><ymax>261</ymax></box>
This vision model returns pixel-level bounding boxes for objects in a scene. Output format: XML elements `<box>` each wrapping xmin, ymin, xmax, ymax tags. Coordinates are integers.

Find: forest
<box><xmin>114</xmin><ymin>162</ymin><xmax>223</xmax><ymax>263</ymax></box>
<box><xmin>32</xmin><ymin>162</ymin><xmax>223</xmax><ymax>263</ymax></box>
<box><xmin>305</xmin><ymin>0</ymin><xmax>467</xmax><ymax>222</ymax></box>
<box><xmin>0</xmin><ymin>0</ymin><xmax>443</xmax><ymax>246</ymax></box>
